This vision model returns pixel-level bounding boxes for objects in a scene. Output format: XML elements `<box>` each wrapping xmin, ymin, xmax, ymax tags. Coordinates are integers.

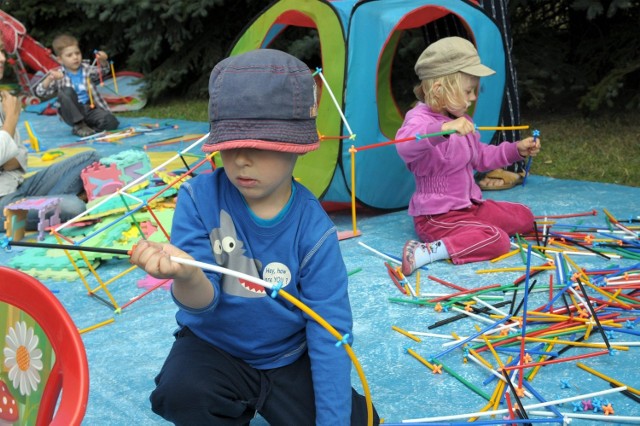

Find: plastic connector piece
<box><xmin>335</xmin><ymin>333</ymin><xmax>351</xmax><ymax>347</ymax></box>
<box><xmin>0</xmin><ymin>236</ymin><xmax>12</xmax><ymax>250</ymax></box>
<box><xmin>269</xmin><ymin>281</ymin><xmax>283</xmax><ymax>299</ymax></box>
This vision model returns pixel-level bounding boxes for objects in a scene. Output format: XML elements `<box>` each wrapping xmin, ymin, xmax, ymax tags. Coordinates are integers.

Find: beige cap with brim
<box><xmin>414</xmin><ymin>37</ymin><xmax>495</xmax><ymax>80</ymax></box>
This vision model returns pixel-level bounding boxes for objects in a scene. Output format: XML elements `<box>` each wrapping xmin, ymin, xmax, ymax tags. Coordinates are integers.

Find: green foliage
<box><xmin>120</xmin><ymin>98</ymin><xmax>209</xmax><ymax>122</ymax></box>
<box><xmin>1</xmin><ymin>0</ymin><xmax>269</xmax><ymax>100</ymax></box>
<box><xmin>512</xmin><ymin>0</ymin><xmax>640</xmax><ymax>112</ymax></box>
<box><xmin>3</xmin><ymin>0</ymin><xmax>639</xmax><ymax>112</ymax></box>
<box><xmin>523</xmin><ymin>109</ymin><xmax>640</xmax><ymax>187</ymax></box>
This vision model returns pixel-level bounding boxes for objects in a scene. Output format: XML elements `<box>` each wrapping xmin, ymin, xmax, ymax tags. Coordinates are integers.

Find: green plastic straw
<box><xmin>347</xmin><ymin>267</ymin><xmax>362</xmax><ymax>276</ymax></box>
<box><xmin>436</xmin><ymin>360</ymin><xmax>491</xmax><ymax>401</ymax></box>
<box><xmin>388</xmin><ymin>297</ymin><xmax>431</xmax><ymax>306</ymax></box>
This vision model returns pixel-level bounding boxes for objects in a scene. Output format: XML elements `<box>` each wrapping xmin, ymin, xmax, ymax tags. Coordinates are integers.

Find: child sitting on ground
<box><xmin>35</xmin><ymin>33</ymin><xmax>119</xmax><ymax>137</ymax></box>
<box><xmin>130</xmin><ymin>49</ymin><xmax>379</xmax><ymax>425</ymax></box>
<box><xmin>396</xmin><ymin>37</ymin><xmax>541</xmax><ymax>274</ymax></box>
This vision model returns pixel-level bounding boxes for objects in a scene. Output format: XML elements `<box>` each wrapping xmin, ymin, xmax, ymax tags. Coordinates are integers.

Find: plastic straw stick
<box><xmin>531</xmin><ymin>411</ymin><xmax>640</xmax><ymax>423</ymax></box>
<box><xmin>406</xmin><ymin>348</ymin><xmax>439</xmax><ymax>373</ymax></box>
<box><xmin>392</xmin><ymin>325</ymin><xmax>421</xmax><ymax>342</ymax></box>
<box><xmin>78</xmin><ymin>318</ymin><xmax>115</xmax><ymax>334</ymax></box>
<box><xmin>349</xmin><ymin>145</ymin><xmax>358</xmax><ymax>234</ymax></box>
<box><xmin>521</xmin><ymin>129</ymin><xmax>539</xmax><ymax>187</ymax></box>
<box><xmin>401</xmin><ymin>386</ymin><xmax>626</xmax><ymax>423</ymax></box>
<box><xmin>438</xmin><ymin>359</ymin><xmax>492</xmax><ymax>401</ymax></box>
<box><xmin>430</xmin><ymin>315</ymin><xmax>512</xmax><ymax>360</ymax></box>
<box><xmin>519</xmin><ymin>336</ymin><xmax>628</xmax><ymax>351</ymax></box>
<box><xmin>110</xmin><ymin>61</ymin><xmax>118</xmax><ymax>92</ymax></box>
<box><xmin>314</xmin><ymin>68</ymin><xmax>353</xmax><ymax>136</ymax></box>
<box><xmin>576</xmin><ymin>362</ymin><xmax>640</xmax><ymax>395</ymax></box>
<box><xmin>86</xmin><ymin>76</ymin><xmax>95</xmax><ymax>108</ymax></box>
<box><xmin>55</xmin><ymin>133</ymin><xmax>210</xmax><ymax>232</ymax></box>
<box><xmin>476</xmin><ymin>125</ymin><xmax>530</xmax><ymax>131</ymax></box>
<box><xmin>357</xmin><ymin>241</ymin><xmax>401</xmax><ymax>264</ymax></box>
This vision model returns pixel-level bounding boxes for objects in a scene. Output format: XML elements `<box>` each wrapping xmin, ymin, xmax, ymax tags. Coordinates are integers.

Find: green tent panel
<box><xmin>230</xmin><ymin>0</ymin><xmax>347</xmax><ymax>199</ymax></box>
<box><xmin>229</xmin><ymin>0</ymin><xmax>506</xmax><ymax>210</ymax></box>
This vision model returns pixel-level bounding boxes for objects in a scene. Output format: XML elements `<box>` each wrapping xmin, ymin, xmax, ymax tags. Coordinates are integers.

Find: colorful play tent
<box><xmin>230</xmin><ymin>0</ymin><xmax>506</xmax><ymax>210</ymax></box>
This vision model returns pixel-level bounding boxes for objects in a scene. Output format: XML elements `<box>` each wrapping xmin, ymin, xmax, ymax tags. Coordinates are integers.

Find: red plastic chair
<box><xmin>0</xmin><ymin>266</ymin><xmax>89</xmax><ymax>426</ymax></box>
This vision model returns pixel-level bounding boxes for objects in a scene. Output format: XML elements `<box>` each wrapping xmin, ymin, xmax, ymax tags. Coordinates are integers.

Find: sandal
<box><xmin>477</xmin><ymin>169</ymin><xmax>524</xmax><ymax>191</ymax></box>
<box><xmin>72</xmin><ymin>121</ymin><xmax>96</xmax><ymax>137</ymax></box>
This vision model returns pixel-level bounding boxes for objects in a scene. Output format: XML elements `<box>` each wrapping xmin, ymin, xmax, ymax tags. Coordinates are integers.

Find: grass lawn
<box><xmin>122</xmin><ymin>100</ymin><xmax>640</xmax><ymax>188</ymax></box>
<box><xmin>522</xmin><ymin>109</ymin><xmax>640</xmax><ymax>187</ymax></box>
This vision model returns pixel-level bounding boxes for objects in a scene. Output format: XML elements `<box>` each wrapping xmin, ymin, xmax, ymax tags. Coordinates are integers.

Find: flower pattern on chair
<box><xmin>4</xmin><ymin>321</ymin><xmax>43</xmax><ymax>396</ymax></box>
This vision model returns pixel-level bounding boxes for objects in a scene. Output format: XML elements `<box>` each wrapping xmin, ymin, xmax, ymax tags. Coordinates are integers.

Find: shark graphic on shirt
<box><xmin>210</xmin><ymin>209</ymin><xmax>293</xmax><ymax>298</ymax></box>
<box><xmin>209</xmin><ymin>210</ymin><xmax>266</xmax><ymax>297</ymax></box>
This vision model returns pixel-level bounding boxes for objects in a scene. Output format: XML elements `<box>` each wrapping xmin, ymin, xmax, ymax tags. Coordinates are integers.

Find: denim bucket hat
<box><xmin>203</xmin><ymin>49</ymin><xmax>319</xmax><ymax>154</ymax></box>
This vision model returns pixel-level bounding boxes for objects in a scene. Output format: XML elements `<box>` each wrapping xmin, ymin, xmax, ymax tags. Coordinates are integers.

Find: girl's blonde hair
<box><xmin>413</xmin><ymin>72</ymin><xmax>470</xmax><ymax>114</ymax></box>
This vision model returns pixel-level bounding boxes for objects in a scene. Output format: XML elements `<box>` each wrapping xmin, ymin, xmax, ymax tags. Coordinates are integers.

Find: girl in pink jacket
<box><xmin>396</xmin><ymin>37</ymin><xmax>540</xmax><ymax>274</ymax></box>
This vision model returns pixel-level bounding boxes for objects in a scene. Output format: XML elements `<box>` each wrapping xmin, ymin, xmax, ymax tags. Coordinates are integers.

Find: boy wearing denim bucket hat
<box><xmin>131</xmin><ymin>49</ymin><xmax>379</xmax><ymax>425</ymax></box>
<box><xmin>395</xmin><ymin>37</ymin><xmax>541</xmax><ymax>274</ymax></box>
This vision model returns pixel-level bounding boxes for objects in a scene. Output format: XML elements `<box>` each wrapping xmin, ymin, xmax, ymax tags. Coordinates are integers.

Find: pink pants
<box><xmin>413</xmin><ymin>200</ymin><xmax>535</xmax><ymax>265</ymax></box>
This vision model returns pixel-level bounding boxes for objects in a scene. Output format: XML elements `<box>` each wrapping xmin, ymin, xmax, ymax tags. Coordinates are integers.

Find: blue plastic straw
<box><xmin>521</xmin><ymin>129</ymin><xmax>539</xmax><ymax>187</ymax></box>
<box><xmin>521</xmin><ymin>380</ymin><xmax>564</xmax><ymax>419</ymax></box>
<box><xmin>429</xmin><ymin>315</ymin><xmax>512</xmax><ymax>361</ymax></box>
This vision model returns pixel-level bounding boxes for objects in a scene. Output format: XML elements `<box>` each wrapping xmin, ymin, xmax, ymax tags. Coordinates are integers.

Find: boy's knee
<box><xmin>103</xmin><ymin>114</ymin><xmax>119</xmax><ymax>130</ymax></box>
<box><xmin>95</xmin><ymin>113</ymin><xmax>119</xmax><ymax>131</ymax></box>
<box><xmin>150</xmin><ymin>378</ymin><xmax>247</xmax><ymax>424</ymax></box>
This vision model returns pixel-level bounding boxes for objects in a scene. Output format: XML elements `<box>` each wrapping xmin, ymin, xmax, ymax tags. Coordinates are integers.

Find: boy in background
<box><xmin>35</xmin><ymin>33</ymin><xmax>118</xmax><ymax>137</ymax></box>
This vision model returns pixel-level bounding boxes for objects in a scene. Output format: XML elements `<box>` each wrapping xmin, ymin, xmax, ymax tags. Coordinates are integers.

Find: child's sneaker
<box><xmin>402</xmin><ymin>240</ymin><xmax>421</xmax><ymax>276</ymax></box>
<box><xmin>72</xmin><ymin>121</ymin><xmax>96</xmax><ymax>137</ymax></box>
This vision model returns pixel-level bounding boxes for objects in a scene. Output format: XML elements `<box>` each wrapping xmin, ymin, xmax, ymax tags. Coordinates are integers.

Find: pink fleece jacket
<box><xmin>396</xmin><ymin>103</ymin><xmax>524</xmax><ymax>217</ymax></box>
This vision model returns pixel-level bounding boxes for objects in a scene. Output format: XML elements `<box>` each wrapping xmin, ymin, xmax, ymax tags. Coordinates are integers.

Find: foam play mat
<box><xmin>3</xmin><ymin>110</ymin><xmax>640</xmax><ymax>425</ymax></box>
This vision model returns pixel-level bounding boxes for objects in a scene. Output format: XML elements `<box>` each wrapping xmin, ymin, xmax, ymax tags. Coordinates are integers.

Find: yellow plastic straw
<box><xmin>527</xmin><ymin>338</ymin><xmax>557</xmax><ymax>381</ymax></box>
<box><xmin>407</xmin><ymin>348</ymin><xmax>439</xmax><ymax>373</ymax></box>
<box><xmin>349</xmin><ymin>145</ymin><xmax>358</xmax><ymax>235</ymax></box>
<box><xmin>520</xmin><ymin>336</ymin><xmax>628</xmax><ymax>351</ymax></box>
<box><xmin>477</xmin><ymin>125</ymin><xmax>530</xmax><ymax>131</ymax></box>
<box><xmin>392</xmin><ymin>325</ymin><xmax>422</xmax><ymax>342</ymax></box>
<box><xmin>577</xmin><ymin>362</ymin><xmax>640</xmax><ymax>395</ymax></box>
<box><xmin>110</xmin><ymin>61</ymin><xmax>119</xmax><ymax>93</ymax></box>
<box><xmin>86</xmin><ymin>76</ymin><xmax>95</xmax><ymax>108</ymax></box>
<box><xmin>78</xmin><ymin>317</ymin><xmax>115</xmax><ymax>334</ymax></box>
<box><xmin>490</xmin><ymin>248</ymin><xmax>519</xmax><ymax>263</ymax></box>
<box><xmin>476</xmin><ymin>265</ymin><xmax>556</xmax><ymax>274</ymax></box>
<box><xmin>452</xmin><ymin>332</ymin><xmax>493</xmax><ymax>370</ymax></box>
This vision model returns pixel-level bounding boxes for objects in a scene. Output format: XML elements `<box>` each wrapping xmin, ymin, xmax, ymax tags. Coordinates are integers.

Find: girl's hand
<box><xmin>130</xmin><ymin>240</ymin><xmax>198</xmax><ymax>281</ymax></box>
<box><xmin>517</xmin><ymin>136</ymin><xmax>541</xmax><ymax>158</ymax></box>
<box><xmin>442</xmin><ymin>116</ymin><xmax>475</xmax><ymax>136</ymax></box>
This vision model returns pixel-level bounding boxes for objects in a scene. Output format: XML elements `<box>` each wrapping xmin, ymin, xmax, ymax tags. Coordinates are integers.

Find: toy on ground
<box><xmin>3</xmin><ymin>197</ymin><xmax>61</xmax><ymax>241</ymax></box>
<box><xmin>81</xmin><ymin>149</ymin><xmax>151</xmax><ymax>201</ymax></box>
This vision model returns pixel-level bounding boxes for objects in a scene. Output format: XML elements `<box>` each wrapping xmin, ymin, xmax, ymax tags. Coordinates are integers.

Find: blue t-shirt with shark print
<box><xmin>169</xmin><ymin>167</ymin><xmax>354</xmax><ymax>425</ymax></box>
